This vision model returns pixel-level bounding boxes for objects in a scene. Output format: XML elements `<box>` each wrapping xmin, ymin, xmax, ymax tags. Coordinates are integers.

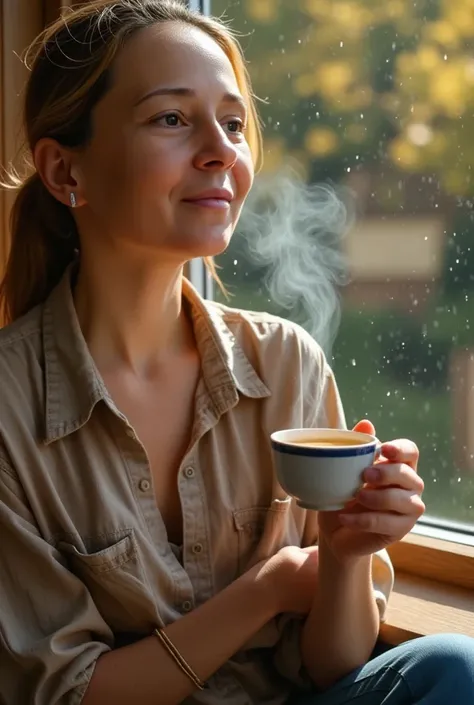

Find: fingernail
<box><xmin>365</xmin><ymin>467</ymin><xmax>381</xmax><ymax>482</ymax></box>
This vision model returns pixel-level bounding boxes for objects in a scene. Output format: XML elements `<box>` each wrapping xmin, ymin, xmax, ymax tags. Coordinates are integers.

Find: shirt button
<box><xmin>182</xmin><ymin>600</ymin><xmax>193</xmax><ymax>612</ymax></box>
<box><xmin>139</xmin><ymin>479</ymin><xmax>151</xmax><ymax>492</ymax></box>
<box><xmin>192</xmin><ymin>543</ymin><xmax>203</xmax><ymax>554</ymax></box>
<box><xmin>183</xmin><ymin>466</ymin><xmax>195</xmax><ymax>479</ymax></box>
<box><xmin>125</xmin><ymin>428</ymin><xmax>135</xmax><ymax>439</ymax></box>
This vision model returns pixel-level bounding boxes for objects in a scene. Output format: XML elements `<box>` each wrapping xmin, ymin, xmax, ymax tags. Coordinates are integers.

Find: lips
<box><xmin>183</xmin><ymin>189</ymin><xmax>233</xmax><ymax>207</ymax></box>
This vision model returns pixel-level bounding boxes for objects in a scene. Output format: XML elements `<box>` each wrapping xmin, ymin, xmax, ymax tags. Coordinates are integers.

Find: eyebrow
<box><xmin>134</xmin><ymin>86</ymin><xmax>247</xmax><ymax>111</ymax></box>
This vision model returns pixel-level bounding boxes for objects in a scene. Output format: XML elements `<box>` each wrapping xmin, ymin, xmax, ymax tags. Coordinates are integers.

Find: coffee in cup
<box><xmin>285</xmin><ymin>437</ymin><xmax>364</xmax><ymax>448</ymax></box>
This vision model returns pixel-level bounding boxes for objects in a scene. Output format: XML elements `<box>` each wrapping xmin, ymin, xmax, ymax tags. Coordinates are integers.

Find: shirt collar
<box><xmin>42</xmin><ymin>269</ymin><xmax>270</xmax><ymax>444</ymax></box>
<box><xmin>42</xmin><ymin>268</ymin><xmax>110</xmax><ymax>444</ymax></box>
<box><xmin>182</xmin><ymin>278</ymin><xmax>270</xmax><ymax>407</ymax></box>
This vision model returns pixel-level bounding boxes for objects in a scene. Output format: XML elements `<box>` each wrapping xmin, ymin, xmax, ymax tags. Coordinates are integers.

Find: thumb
<box><xmin>352</xmin><ymin>419</ymin><xmax>376</xmax><ymax>436</ymax></box>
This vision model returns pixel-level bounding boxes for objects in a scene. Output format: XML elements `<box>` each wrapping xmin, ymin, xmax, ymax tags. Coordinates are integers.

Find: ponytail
<box><xmin>0</xmin><ymin>173</ymin><xmax>79</xmax><ymax>325</ymax></box>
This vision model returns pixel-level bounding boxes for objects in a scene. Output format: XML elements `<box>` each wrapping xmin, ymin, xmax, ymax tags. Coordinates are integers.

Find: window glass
<box><xmin>212</xmin><ymin>0</ymin><xmax>474</xmax><ymax>524</ymax></box>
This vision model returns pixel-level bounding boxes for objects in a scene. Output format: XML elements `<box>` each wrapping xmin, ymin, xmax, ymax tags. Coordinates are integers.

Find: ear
<box><xmin>33</xmin><ymin>138</ymin><xmax>87</xmax><ymax>208</ymax></box>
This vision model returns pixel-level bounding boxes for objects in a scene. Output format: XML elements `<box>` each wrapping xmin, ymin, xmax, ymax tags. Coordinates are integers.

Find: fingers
<box><xmin>336</xmin><ymin>436</ymin><xmax>423</xmax><ymax>545</ymax></box>
<box><xmin>364</xmin><ymin>463</ymin><xmax>424</xmax><ymax>494</ymax></box>
<box><xmin>301</xmin><ymin>545</ymin><xmax>319</xmax><ymax>556</ymax></box>
<box><xmin>381</xmin><ymin>439</ymin><xmax>419</xmax><ymax>470</ymax></box>
<box><xmin>339</xmin><ymin>504</ymin><xmax>425</xmax><ymax>534</ymax></box>
<box><xmin>352</xmin><ymin>419</ymin><xmax>376</xmax><ymax>436</ymax></box>
<box><xmin>356</xmin><ymin>487</ymin><xmax>425</xmax><ymax>515</ymax></box>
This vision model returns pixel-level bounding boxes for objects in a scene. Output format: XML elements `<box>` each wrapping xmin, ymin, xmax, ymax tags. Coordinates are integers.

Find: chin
<box><xmin>185</xmin><ymin>228</ymin><xmax>233</xmax><ymax>259</ymax></box>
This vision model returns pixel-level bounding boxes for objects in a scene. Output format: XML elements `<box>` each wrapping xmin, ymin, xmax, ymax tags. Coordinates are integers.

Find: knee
<box><xmin>413</xmin><ymin>633</ymin><xmax>474</xmax><ymax>678</ymax></box>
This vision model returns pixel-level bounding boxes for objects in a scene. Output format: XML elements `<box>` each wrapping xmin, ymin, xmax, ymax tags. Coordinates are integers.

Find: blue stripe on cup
<box><xmin>271</xmin><ymin>440</ymin><xmax>377</xmax><ymax>458</ymax></box>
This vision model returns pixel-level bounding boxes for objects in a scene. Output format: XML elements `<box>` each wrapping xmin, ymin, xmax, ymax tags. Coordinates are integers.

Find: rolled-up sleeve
<box><xmin>0</xmin><ymin>464</ymin><xmax>112</xmax><ymax>705</ymax></box>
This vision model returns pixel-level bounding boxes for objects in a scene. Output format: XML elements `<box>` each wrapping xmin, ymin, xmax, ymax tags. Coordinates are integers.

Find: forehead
<box><xmin>111</xmin><ymin>21</ymin><xmax>241</xmax><ymax>99</ymax></box>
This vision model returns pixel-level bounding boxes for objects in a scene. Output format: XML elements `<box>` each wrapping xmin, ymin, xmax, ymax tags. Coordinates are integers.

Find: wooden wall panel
<box><xmin>0</xmin><ymin>0</ymin><xmax>4</xmax><ymax>264</ymax></box>
<box><xmin>44</xmin><ymin>0</ymin><xmax>77</xmax><ymax>26</ymax></box>
<box><xmin>0</xmin><ymin>1</ymin><xmax>112</xmax><ymax>276</ymax></box>
<box><xmin>44</xmin><ymin>1</ymin><xmax>64</xmax><ymax>26</ymax></box>
<box><xmin>0</xmin><ymin>0</ymin><xmax>43</xmax><ymax>272</ymax></box>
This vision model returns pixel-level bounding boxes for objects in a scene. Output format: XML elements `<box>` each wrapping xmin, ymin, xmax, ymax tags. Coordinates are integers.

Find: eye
<box><xmin>225</xmin><ymin>119</ymin><xmax>245</xmax><ymax>134</ymax></box>
<box><xmin>151</xmin><ymin>111</ymin><xmax>184</xmax><ymax>127</ymax></box>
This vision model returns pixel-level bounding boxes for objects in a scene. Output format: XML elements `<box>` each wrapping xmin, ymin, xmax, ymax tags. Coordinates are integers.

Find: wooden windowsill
<box><xmin>388</xmin><ymin>533</ymin><xmax>474</xmax><ymax>591</ymax></box>
<box><xmin>380</xmin><ymin>532</ymin><xmax>474</xmax><ymax>644</ymax></box>
<box><xmin>380</xmin><ymin>571</ymin><xmax>474</xmax><ymax>645</ymax></box>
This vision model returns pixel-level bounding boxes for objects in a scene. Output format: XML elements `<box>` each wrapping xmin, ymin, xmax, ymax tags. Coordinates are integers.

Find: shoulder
<box><xmin>0</xmin><ymin>305</ymin><xmax>43</xmax><ymax>366</ymax></box>
<box><xmin>0</xmin><ymin>304</ymin><xmax>42</xmax><ymax>348</ymax></box>
<box><xmin>205</xmin><ymin>299</ymin><xmax>328</xmax><ymax>372</ymax></box>
<box><xmin>205</xmin><ymin>300</ymin><xmax>346</xmax><ymax>429</ymax></box>
<box><xmin>0</xmin><ymin>306</ymin><xmax>44</xmax><ymax>420</ymax></box>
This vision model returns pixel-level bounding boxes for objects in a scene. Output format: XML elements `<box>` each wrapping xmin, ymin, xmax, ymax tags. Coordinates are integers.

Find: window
<box><xmin>196</xmin><ymin>0</ymin><xmax>474</xmax><ymax>534</ymax></box>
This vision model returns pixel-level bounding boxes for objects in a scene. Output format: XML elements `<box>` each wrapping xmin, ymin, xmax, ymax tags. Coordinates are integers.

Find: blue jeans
<box><xmin>292</xmin><ymin>634</ymin><xmax>474</xmax><ymax>704</ymax></box>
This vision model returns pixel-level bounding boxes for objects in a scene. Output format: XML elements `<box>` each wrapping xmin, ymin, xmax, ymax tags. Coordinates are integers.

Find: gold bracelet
<box><xmin>153</xmin><ymin>628</ymin><xmax>206</xmax><ymax>691</ymax></box>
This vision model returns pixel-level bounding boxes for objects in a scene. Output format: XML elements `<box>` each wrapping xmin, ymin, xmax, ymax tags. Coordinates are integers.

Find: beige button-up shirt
<box><xmin>0</xmin><ymin>269</ymin><xmax>393</xmax><ymax>705</ymax></box>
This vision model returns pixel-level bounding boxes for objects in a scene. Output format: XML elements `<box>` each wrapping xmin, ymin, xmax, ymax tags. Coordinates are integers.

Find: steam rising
<box><xmin>236</xmin><ymin>167</ymin><xmax>353</xmax><ymax>355</ymax></box>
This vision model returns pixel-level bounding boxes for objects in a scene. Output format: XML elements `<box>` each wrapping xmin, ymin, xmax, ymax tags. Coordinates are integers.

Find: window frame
<box><xmin>388</xmin><ymin>533</ymin><xmax>474</xmax><ymax>591</ymax></box>
<box><xmin>382</xmin><ymin>533</ymin><xmax>474</xmax><ymax>643</ymax></box>
<box><xmin>189</xmin><ymin>0</ymin><xmax>211</xmax><ymax>13</ymax></box>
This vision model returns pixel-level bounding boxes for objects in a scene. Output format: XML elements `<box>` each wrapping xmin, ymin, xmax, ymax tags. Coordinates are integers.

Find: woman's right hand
<box><xmin>251</xmin><ymin>545</ymin><xmax>319</xmax><ymax>615</ymax></box>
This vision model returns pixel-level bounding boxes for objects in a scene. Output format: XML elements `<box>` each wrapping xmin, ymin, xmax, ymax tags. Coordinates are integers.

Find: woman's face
<box><xmin>75</xmin><ymin>21</ymin><xmax>254</xmax><ymax>262</ymax></box>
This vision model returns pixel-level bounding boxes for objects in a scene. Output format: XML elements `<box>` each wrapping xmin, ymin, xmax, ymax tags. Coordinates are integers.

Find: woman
<box><xmin>0</xmin><ymin>1</ymin><xmax>472</xmax><ymax>704</ymax></box>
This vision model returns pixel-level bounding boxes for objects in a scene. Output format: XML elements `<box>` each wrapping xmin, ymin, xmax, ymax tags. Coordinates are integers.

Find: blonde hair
<box><xmin>0</xmin><ymin>0</ymin><xmax>262</xmax><ymax>324</ymax></box>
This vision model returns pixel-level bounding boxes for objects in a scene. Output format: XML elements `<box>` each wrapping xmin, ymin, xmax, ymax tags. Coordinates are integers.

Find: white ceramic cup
<box><xmin>270</xmin><ymin>428</ymin><xmax>381</xmax><ymax>511</ymax></box>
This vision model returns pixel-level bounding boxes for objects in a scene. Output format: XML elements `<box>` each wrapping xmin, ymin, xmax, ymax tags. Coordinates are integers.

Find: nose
<box><xmin>193</xmin><ymin>122</ymin><xmax>239</xmax><ymax>172</ymax></box>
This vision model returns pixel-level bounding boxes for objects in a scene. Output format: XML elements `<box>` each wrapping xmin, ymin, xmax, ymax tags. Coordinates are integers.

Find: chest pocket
<box><xmin>58</xmin><ymin>531</ymin><xmax>155</xmax><ymax>633</ymax></box>
<box><xmin>233</xmin><ymin>497</ymin><xmax>300</xmax><ymax>576</ymax></box>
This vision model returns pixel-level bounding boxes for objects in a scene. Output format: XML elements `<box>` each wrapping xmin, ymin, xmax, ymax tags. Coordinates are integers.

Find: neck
<box><xmin>74</xmin><ymin>246</ymin><xmax>195</xmax><ymax>376</ymax></box>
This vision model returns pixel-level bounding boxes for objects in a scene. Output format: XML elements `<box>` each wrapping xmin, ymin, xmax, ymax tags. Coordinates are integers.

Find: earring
<box><xmin>69</xmin><ymin>192</ymin><xmax>77</xmax><ymax>208</ymax></box>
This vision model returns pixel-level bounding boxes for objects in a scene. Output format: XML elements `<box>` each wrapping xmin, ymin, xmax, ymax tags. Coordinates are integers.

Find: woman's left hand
<box><xmin>318</xmin><ymin>420</ymin><xmax>425</xmax><ymax>562</ymax></box>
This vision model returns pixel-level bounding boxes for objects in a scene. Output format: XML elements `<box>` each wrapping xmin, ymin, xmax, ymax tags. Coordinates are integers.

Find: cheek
<box><xmin>129</xmin><ymin>145</ymin><xmax>177</xmax><ymax>190</ymax></box>
<box><xmin>84</xmin><ymin>136</ymin><xmax>178</xmax><ymax>208</ymax></box>
<box><xmin>81</xmin><ymin>144</ymin><xmax>132</xmax><ymax>209</ymax></box>
<box><xmin>233</xmin><ymin>149</ymin><xmax>254</xmax><ymax>203</ymax></box>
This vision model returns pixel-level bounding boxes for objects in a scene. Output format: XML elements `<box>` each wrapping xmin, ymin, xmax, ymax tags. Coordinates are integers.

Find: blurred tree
<box><xmin>212</xmin><ymin>0</ymin><xmax>474</xmax><ymax>196</ymax></box>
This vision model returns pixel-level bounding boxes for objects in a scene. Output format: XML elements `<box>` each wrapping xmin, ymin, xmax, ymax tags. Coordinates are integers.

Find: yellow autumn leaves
<box><xmin>239</xmin><ymin>0</ymin><xmax>474</xmax><ymax>194</ymax></box>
